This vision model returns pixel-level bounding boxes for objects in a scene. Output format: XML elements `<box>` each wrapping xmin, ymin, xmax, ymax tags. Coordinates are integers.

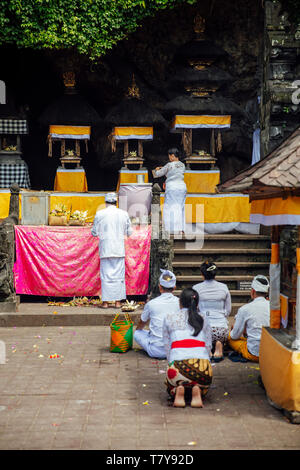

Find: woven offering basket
<box><xmin>110</xmin><ymin>313</ymin><xmax>133</xmax><ymax>353</ymax></box>
<box><xmin>48</xmin><ymin>215</ymin><xmax>68</xmax><ymax>226</ymax></box>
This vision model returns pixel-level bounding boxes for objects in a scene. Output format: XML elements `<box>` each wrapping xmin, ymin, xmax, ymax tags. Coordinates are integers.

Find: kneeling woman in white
<box><xmin>163</xmin><ymin>288</ymin><xmax>213</xmax><ymax>408</ymax></box>
<box><xmin>153</xmin><ymin>148</ymin><xmax>187</xmax><ymax>234</ymax></box>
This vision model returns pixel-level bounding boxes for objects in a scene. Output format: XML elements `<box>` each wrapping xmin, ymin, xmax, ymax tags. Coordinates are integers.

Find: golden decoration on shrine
<box><xmin>63</xmin><ymin>71</ymin><xmax>76</xmax><ymax>88</ymax></box>
<box><xmin>188</xmin><ymin>59</ymin><xmax>214</xmax><ymax>70</ymax></box>
<box><xmin>126</xmin><ymin>75</ymin><xmax>141</xmax><ymax>99</ymax></box>
<box><xmin>193</xmin><ymin>14</ymin><xmax>206</xmax><ymax>37</ymax></box>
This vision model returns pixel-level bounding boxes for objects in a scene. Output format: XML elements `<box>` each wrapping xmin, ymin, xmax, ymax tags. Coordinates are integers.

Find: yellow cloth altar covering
<box><xmin>49</xmin><ymin>125</ymin><xmax>91</xmax><ymax>140</ymax></box>
<box><xmin>260</xmin><ymin>327</ymin><xmax>300</xmax><ymax>411</ymax></box>
<box><xmin>116</xmin><ymin>169</ymin><xmax>149</xmax><ymax>191</ymax></box>
<box><xmin>0</xmin><ymin>189</ymin><xmax>22</xmax><ymax>219</ymax></box>
<box><xmin>113</xmin><ymin>127</ymin><xmax>153</xmax><ymax>140</ymax></box>
<box><xmin>250</xmin><ymin>196</ymin><xmax>300</xmax><ymax>226</ymax></box>
<box><xmin>1</xmin><ymin>190</ymin><xmax>250</xmax><ymax>225</ymax></box>
<box><xmin>160</xmin><ymin>193</ymin><xmax>250</xmax><ymax>224</ymax></box>
<box><xmin>50</xmin><ymin>192</ymin><xmax>106</xmax><ymax>222</ymax></box>
<box><xmin>54</xmin><ymin>168</ymin><xmax>88</xmax><ymax>192</ymax></box>
<box><xmin>171</xmin><ymin>115</ymin><xmax>231</xmax><ymax>130</ymax></box>
<box><xmin>184</xmin><ymin>170</ymin><xmax>220</xmax><ymax>193</ymax></box>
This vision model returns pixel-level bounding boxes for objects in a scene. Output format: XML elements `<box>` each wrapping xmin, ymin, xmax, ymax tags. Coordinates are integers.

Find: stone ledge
<box><xmin>0</xmin><ymin>309</ymin><xmax>141</xmax><ymax>327</ymax></box>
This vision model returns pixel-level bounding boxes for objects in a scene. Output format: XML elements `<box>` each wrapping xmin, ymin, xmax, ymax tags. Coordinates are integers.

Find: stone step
<box><xmin>174</xmin><ymin>248</ymin><xmax>271</xmax><ymax>254</ymax></box>
<box><xmin>172</xmin><ymin>261</ymin><xmax>269</xmax><ymax>268</ymax></box>
<box><xmin>174</xmin><ymin>274</ymin><xmax>257</xmax><ymax>291</ymax></box>
<box><xmin>173</xmin><ymin>260</ymin><xmax>269</xmax><ymax>276</ymax></box>
<box><xmin>173</xmin><ymin>248</ymin><xmax>271</xmax><ymax>263</ymax></box>
<box><xmin>173</xmin><ymin>234</ymin><xmax>271</xmax><ymax>249</ymax></box>
<box><xmin>176</xmin><ymin>274</ymin><xmax>254</xmax><ymax>282</ymax></box>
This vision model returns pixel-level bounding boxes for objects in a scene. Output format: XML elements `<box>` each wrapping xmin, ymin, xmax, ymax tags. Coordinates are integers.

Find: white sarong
<box><xmin>100</xmin><ymin>257</ymin><xmax>126</xmax><ymax>302</ymax></box>
<box><xmin>163</xmin><ymin>181</ymin><xmax>187</xmax><ymax>233</ymax></box>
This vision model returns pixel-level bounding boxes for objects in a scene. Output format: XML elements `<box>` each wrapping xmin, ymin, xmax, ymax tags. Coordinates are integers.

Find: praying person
<box><xmin>228</xmin><ymin>275</ymin><xmax>270</xmax><ymax>363</ymax></box>
<box><xmin>193</xmin><ymin>261</ymin><xmax>231</xmax><ymax>362</ymax></box>
<box><xmin>163</xmin><ymin>288</ymin><xmax>213</xmax><ymax>408</ymax></box>
<box><xmin>91</xmin><ymin>192</ymin><xmax>132</xmax><ymax>309</ymax></box>
<box><xmin>134</xmin><ymin>269</ymin><xmax>179</xmax><ymax>359</ymax></box>
<box><xmin>152</xmin><ymin>148</ymin><xmax>187</xmax><ymax>235</ymax></box>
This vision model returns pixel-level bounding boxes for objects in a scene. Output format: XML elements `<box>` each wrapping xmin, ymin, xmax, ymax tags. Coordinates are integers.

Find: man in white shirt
<box><xmin>134</xmin><ymin>269</ymin><xmax>180</xmax><ymax>359</ymax></box>
<box><xmin>228</xmin><ymin>275</ymin><xmax>270</xmax><ymax>362</ymax></box>
<box><xmin>91</xmin><ymin>192</ymin><xmax>133</xmax><ymax>309</ymax></box>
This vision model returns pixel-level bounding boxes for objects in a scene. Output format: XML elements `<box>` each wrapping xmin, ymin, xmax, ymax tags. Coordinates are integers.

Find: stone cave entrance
<box><xmin>0</xmin><ymin>0</ymin><xmax>265</xmax><ymax>192</ymax></box>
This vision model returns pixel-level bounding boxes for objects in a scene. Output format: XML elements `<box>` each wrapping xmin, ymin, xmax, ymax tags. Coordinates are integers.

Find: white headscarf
<box><xmin>159</xmin><ymin>269</ymin><xmax>176</xmax><ymax>288</ymax></box>
<box><xmin>251</xmin><ymin>275</ymin><xmax>269</xmax><ymax>293</ymax></box>
<box><xmin>105</xmin><ymin>192</ymin><xmax>118</xmax><ymax>203</ymax></box>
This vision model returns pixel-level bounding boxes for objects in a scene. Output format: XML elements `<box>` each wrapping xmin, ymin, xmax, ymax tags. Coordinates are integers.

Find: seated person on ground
<box><xmin>228</xmin><ymin>275</ymin><xmax>270</xmax><ymax>363</ymax></box>
<box><xmin>193</xmin><ymin>261</ymin><xmax>231</xmax><ymax>362</ymax></box>
<box><xmin>163</xmin><ymin>288</ymin><xmax>213</xmax><ymax>408</ymax></box>
<box><xmin>133</xmin><ymin>269</ymin><xmax>179</xmax><ymax>359</ymax></box>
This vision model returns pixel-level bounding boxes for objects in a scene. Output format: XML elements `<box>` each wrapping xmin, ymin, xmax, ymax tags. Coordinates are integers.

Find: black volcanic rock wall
<box><xmin>0</xmin><ymin>0</ymin><xmax>277</xmax><ymax>191</ymax></box>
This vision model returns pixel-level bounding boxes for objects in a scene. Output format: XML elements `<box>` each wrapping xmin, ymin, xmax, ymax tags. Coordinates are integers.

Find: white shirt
<box><xmin>141</xmin><ymin>293</ymin><xmax>180</xmax><ymax>348</ymax></box>
<box><xmin>163</xmin><ymin>307</ymin><xmax>212</xmax><ymax>363</ymax></box>
<box><xmin>154</xmin><ymin>161</ymin><xmax>186</xmax><ymax>186</ymax></box>
<box><xmin>193</xmin><ymin>280</ymin><xmax>231</xmax><ymax>329</ymax></box>
<box><xmin>230</xmin><ymin>296</ymin><xmax>270</xmax><ymax>357</ymax></box>
<box><xmin>91</xmin><ymin>205</ymin><xmax>133</xmax><ymax>258</ymax></box>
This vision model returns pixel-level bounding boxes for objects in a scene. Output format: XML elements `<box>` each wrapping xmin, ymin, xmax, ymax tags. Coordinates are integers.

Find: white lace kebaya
<box><xmin>162</xmin><ymin>307</ymin><xmax>212</xmax><ymax>363</ymax></box>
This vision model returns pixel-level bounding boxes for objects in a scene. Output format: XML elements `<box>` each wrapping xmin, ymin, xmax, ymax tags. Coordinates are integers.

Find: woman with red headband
<box><xmin>162</xmin><ymin>288</ymin><xmax>213</xmax><ymax>408</ymax></box>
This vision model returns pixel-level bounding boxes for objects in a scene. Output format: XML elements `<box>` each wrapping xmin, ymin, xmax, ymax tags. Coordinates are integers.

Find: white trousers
<box><xmin>163</xmin><ymin>182</ymin><xmax>187</xmax><ymax>233</ymax></box>
<box><xmin>134</xmin><ymin>330</ymin><xmax>166</xmax><ymax>359</ymax></box>
<box><xmin>100</xmin><ymin>257</ymin><xmax>126</xmax><ymax>302</ymax></box>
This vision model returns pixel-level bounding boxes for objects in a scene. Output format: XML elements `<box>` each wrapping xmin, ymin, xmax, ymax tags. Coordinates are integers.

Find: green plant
<box><xmin>0</xmin><ymin>0</ymin><xmax>197</xmax><ymax>60</ymax></box>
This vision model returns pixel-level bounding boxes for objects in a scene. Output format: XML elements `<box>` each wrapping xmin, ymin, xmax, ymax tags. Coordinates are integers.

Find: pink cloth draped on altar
<box><xmin>14</xmin><ymin>225</ymin><xmax>151</xmax><ymax>297</ymax></box>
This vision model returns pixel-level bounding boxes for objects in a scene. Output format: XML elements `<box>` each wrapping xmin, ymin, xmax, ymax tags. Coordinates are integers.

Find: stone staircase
<box><xmin>172</xmin><ymin>233</ymin><xmax>271</xmax><ymax>315</ymax></box>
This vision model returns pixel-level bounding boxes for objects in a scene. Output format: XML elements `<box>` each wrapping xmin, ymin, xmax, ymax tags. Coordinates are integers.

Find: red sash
<box><xmin>171</xmin><ymin>339</ymin><xmax>206</xmax><ymax>349</ymax></box>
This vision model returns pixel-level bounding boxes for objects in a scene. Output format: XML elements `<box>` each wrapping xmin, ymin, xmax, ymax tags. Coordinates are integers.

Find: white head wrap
<box><xmin>105</xmin><ymin>192</ymin><xmax>118</xmax><ymax>203</ymax></box>
<box><xmin>159</xmin><ymin>269</ymin><xmax>176</xmax><ymax>288</ymax></box>
<box><xmin>251</xmin><ymin>275</ymin><xmax>269</xmax><ymax>293</ymax></box>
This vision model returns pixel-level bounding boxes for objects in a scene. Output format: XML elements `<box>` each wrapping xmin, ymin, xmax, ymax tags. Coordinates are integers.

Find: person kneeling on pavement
<box><xmin>133</xmin><ymin>269</ymin><xmax>179</xmax><ymax>359</ymax></box>
<box><xmin>228</xmin><ymin>275</ymin><xmax>270</xmax><ymax>363</ymax></box>
<box><xmin>162</xmin><ymin>288</ymin><xmax>213</xmax><ymax>408</ymax></box>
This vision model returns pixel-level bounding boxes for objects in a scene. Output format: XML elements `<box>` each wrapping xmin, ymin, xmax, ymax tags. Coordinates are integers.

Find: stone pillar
<box><xmin>148</xmin><ymin>183</ymin><xmax>174</xmax><ymax>299</ymax></box>
<box><xmin>0</xmin><ymin>183</ymin><xmax>20</xmax><ymax>312</ymax></box>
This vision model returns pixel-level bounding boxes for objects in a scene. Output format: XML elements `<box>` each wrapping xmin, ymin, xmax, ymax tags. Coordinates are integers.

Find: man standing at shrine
<box><xmin>91</xmin><ymin>192</ymin><xmax>133</xmax><ymax>309</ymax></box>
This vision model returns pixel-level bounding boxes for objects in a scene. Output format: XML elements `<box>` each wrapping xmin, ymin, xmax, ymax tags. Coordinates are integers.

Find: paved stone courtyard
<box><xmin>0</xmin><ymin>324</ymin><xmax>299</xmax><ymax>450</ymax></box>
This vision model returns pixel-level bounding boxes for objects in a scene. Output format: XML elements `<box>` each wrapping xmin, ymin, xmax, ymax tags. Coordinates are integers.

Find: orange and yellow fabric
<box><xmin>54</xmin><ymin>168</ymin><xmax>88</xmax><ymax>192</ymax></box>
<box><xmin>49</xmin><ymin>125</ymin><xmax>91</xmax><ymax>140</ymax></box>
<box><xmin>269</xmin><ymin>242</ymin><xmax>281</xmax><ymax>329</ymax></box>
<box><xmin>171</xmin><ymin>115</ymin><xmax>231</xmax><ymax>130</ymax></box>
<box><xmin>116</xmin><ymin>169</ymin><xmax>149</xmax><ymax>192</ymax></box>
<box><xmin>0</xmin><ymin>190</ymin><xmax>22</xmax><ymax>219</ymax></box>
<box><xmin>260</xmin><ymin>327</ymin><xmax>300</xmax><ymax>411</ymax></box>
<box><xmin>184</xmin><ymin>170</ymin><xmax>220</xmax><ymax>193</ymax></box>
<box><xmin>228</xmin><ymin>334</ymin><xmax>259</xmax><ymax>362</ymax></box>
<box><xmin>161</xmin><ymin>193</ymin><xmax>250</xmax><ymax>224</ymax></box>
<box><xmin>250</xmin><ymin>196</ymin><xmax>300</xmax><ymax>226</ymax></box>
<box><xmin>50</xmin><ymin>192</ymin><xmax>106</xmax><ymax>223</ymax></box>
<box><xmin>113</xmin><ymin>127</ymin><xmax>153</xmax><ymax>140</ymax></box>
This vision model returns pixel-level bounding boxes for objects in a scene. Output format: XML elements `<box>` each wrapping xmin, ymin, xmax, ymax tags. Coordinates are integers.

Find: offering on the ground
<box><xmin>121</xmin><ymin>300</ymin><xmax>139</xmax><ymax>312</ymax></box>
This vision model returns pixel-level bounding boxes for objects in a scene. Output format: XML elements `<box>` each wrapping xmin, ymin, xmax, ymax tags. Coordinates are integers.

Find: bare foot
<box><xmin>101</xmin><ymin>302</ymin><xmax>109</xmax><ymax>309</ymax></box>
<box><xmin>213</xmin><ymin>340</ymin><xmax>223</xmax><ymax>358</ymax></box>
<box><xmin>115</xmin><ymin>301</ymin><xmax>122</xmax><ymax>308</ymax></box>
<box><xmin>173</xmin><ymin>385</ymin><xmax>185</xmax><ymax>408</ymax></box>
<box><xmin>191</xmin><ymin>385</ymin><xmax>203</xmax><ymax>408</ymax></box>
